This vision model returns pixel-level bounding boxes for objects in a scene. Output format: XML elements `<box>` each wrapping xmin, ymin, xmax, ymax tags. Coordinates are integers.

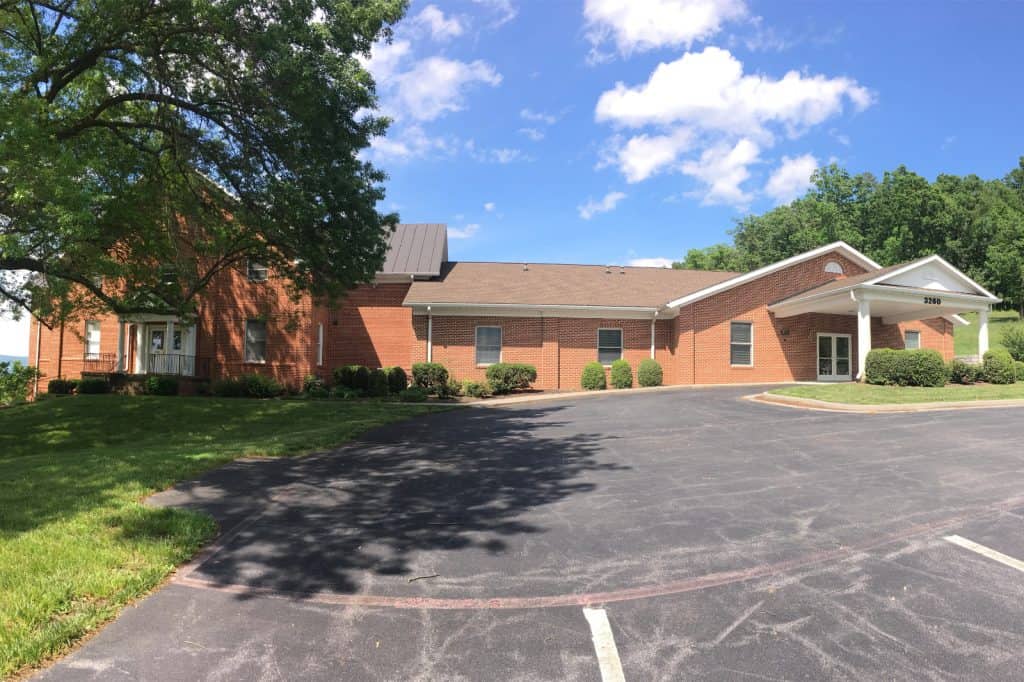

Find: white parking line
<box><xmin>945</xmin><ymin>535</ymin><xmax>1024</xmax><ymax>574</ymax></box>
<box><xmin>582</xmin><ymin>607</ymin><xmax>626</xmax><ymax>682</ymax></box>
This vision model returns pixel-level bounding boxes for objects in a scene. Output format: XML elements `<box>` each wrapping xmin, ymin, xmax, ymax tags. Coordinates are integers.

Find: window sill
<box><xmin>730</xmin><ymin>364</ymin><xmax>754</xmax><ymax>369</ymax></box>
<box><xmin>243</xmin><ymin>361</ymin><xmax>267</xmax><ymax>366</ymax></box>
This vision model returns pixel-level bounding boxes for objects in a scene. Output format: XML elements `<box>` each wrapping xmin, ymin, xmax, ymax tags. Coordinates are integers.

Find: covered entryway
<box><xmin>769</xmin><ymin>255</ymin><xmax>1001</xmax><ymax>380</ymax></box>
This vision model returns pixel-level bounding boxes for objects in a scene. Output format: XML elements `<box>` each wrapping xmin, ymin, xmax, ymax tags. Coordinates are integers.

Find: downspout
<box><xmin>650</xmin><ymin>311</ymin><xmax>658</xmax><ymax>359</ymax></box>
<box><xmin>426</xmin><ymin>306</ymin><xmax>433</xmax><ymax>362</ymax></box>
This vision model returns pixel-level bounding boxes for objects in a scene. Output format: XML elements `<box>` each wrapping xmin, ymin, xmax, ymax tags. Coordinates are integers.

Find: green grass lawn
<box><xmin>954</xmin><ymin>310</ymin><xmax>1021</xmax><ymax>356</ymax></box>
<box><xmin>770</xmin><ymin>382</ymin><xmax>1024</xmax><ymax>405</ymax></box>
<box><xmin>0</xmin><ymin>395</ymin><xmax>445</xmax><ymax>678</ymax></box>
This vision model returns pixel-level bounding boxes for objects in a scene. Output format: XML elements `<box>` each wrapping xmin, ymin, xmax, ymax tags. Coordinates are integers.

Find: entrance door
<box><xmin>817</xmin><ymin>333</ymin><xmax>852</xmax><ymax>381</ymax></box>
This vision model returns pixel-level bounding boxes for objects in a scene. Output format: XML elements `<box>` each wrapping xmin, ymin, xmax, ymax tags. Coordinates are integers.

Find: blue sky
<box><xmin>2</xmin><ymin>0</ymin><xmax>1022</xmax><ymax>357</ymax></box>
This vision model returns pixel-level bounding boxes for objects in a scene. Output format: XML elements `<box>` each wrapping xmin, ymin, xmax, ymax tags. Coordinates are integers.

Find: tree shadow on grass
<box><xmin>150</xmin><ymin>404</ymin><xmax>629</xmax><ymax>596</ymax></box>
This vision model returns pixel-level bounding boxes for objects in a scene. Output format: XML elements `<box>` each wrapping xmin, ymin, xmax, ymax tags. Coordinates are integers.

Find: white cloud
<box><xmin>484</xmin><ymin>202</ymin><xmax>495</xmax><ymax>211</ymax></box>
<box><xmin>359</xmin><ymin>39</ymin><xmax>412</xmax><ymax>85</ymax></box>
<box><xmin>465</xmin><ymin>140</ymin><xmax>528</xmax><ymax>163</ymax></box>
<box><xmin>448</xmin><ymin>223</ymin><xmax>480</xmax><ymax>239</ymax></box>
<box><xmin>595</xmin><ymin>47</ymin><xmax>873</xmax><ymax>138</ymax></box>
<box><xmin>578</xmin><ymin>191</ymin><xmax>627</xmax><ymax>220</ymax></box>
<box><xmin>519</xmin><ymin>127</ymin><xmax>545</xmax><ymax>141</ymax></box>
<box><xmin>628</xmin><ymin>257</ymin><xmax>674</xmax><ymax>268</ymax></box>
<box><xmin>413</xmin><ymin>5</ymin><xmax>464</xmax><ymax>41</ymax></box>
<box><xmin>470</xmin><ymin>0</ymin><xmax>518</xmax><ymax>27</ymax></box>
<box><xmin>764</xmin><ymin>153</ymin><xmax>817</xmax><ymax>205</ymax></box>
<box><xmin>614</xmin><ymin>127</ymin><xmax>695</xmax><ymax>182</ymax></box>
<box><xmin>368</xmin><ymin>124</ymin><xmax>455</xmax><ymax>161</ymax></box>
<box><xmin>520</xmin><ymin>108</ymin><xmax>558</xmax><ymax>124</ymax></box>
<box><xmin>584</xmin><ymin>0</ymin><xmax>748</xmax><ymax>59</ymax></box>
<box><xmin>680</xmin><ymin>138</ymin><xmax>760</xmax><ymax>206</ymax></box>
<box><xmin>391</xmin><ymin>57</ymin><xmax>501</xmax><ymax>121</ymax></box>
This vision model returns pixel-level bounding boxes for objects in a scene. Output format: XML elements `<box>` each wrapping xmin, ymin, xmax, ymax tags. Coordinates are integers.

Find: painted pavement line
<box><xmin>582</xmin><ymin>607</ymin><xmax>626</xmax><ymax>682</ymax></box>
<box><xmin>944</xmin><ymin>535</ymin><xmax>1024</xmax><ymax>574</ymax></box>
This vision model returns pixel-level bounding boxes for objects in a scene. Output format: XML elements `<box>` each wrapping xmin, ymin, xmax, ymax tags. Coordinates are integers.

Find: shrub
<box><xmin>460</xmin><ymin>379</ymin><xmax>490</xmax><ymax>398</ymax></box>
<box><xmin>485</xmin><ymin>363</ymin><xmax>537</xmax><ymax>395</ymax></box>
<box><xmin>982</xmin><ymin>349</ymin><xmax>1016</xmax><ymax>385</ymax></box>
<box><xmin>1017</xmin><ymin>360</ymin><xmax>1024</xmax><ymax>382</ymax></box>
<box><xmin>412</xmin><ymin>362</ymin><xmax>449</xmax><ymax>394</ymax></box>
<box><xmin>609</xmin><ymin>359</ymin><xmax>633</xmax><ymax>389</ymax></box>
<box><xmin>947</xmin><ymin>359</ymin><xmax>979</xmax><ymax>385</ymax></box>
<box><xmin>864</xmin><ymin>348</ymin><xmax>946</xmax><ymax>387</ymax></box>
<box><xmin>637</xmin><ymin>358</ymin><xmax>663</xmax><ymax>387</ymax></box>
<box><xmin>303</xmin><ymin>375</ymin><xmax>329</xmax><ymax>399</ymax></box>
<box><xmin>398</xmin><ymin>386</ymin><xmax>428</xmax><ymax>402</ymax></box>
<box><xmin>0</xmin><ymin>361</ymin><xmax>40</xmax><ymax>406</ymax></box>
<box><xmin>581</xmin><ymin>362</ymin><xmax>606</xmax><ymax>390</ymax></box>
<box><xmin>77</xmin><ymin>377</ymin><xmax>110</xmax><ymax>394</ymax></box>
<box><xmin>367</xmin><ymin>368</ymin><xmax>390</xmax><ymax>397</ymax></box>
<box><xmin>1000</xmin><ymin>323</ymin><xmax>1024</xmax><ymax>361</ymax></box>
<box><xmin>385</xmin><ymin>366</ymin><xmax>408</xmax><ymax>394</ymax></box>
<box><xmin>331</xmin><ymin>386</ymin><xmax>362</xmax><ymax>400</ymax></box>
<box><xmin>210</xmin><ymin>377</ymin><xmax>246</xmax><ymax>397</ymax></box>
<box><xmin>240</xmin><ymin>373</ymin><xmax>285</xmax><ymax>398</ymax></box>
<box><xmin>333</xmin><ymin>365</ymin><xmax>355</xmax><ymax>388</ymax></box>
<box><xmin>144</xmin><ymin>375</ymin><xmax>179</xmax><ymax>396</ymax></box>
<box><xmin>334</xmin><ymin>365</ymin><xmax>370</xmax><ymax>391</ymax></box>
<box><xmin>47</xmin><ymin>378</ymin><xmax>76</xmax><ymax>395</ymax></box>
<box><xmin>435</xmin><ymin>379</ymin><xmax>461</xmax><ymax>399</ymax></box>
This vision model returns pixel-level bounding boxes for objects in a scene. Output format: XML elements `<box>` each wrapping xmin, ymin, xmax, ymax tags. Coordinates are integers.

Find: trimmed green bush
<box><xmin>609</xmin><ymin>359</ymin><xmax>633</xmax><ymax>389</ymax></box>
<box><xmin>210</xmin><ymin>377</ymin><xmax>246</xmax><ymax>397</ymax></box>
<box><xmin>385</xmin><ymin>366</ymin><xmax>408</xmax><ymax>394</ymax></box>
<box><xmin>460</xmin><ymin>379</ymin><xmax>490</xmax><ymax>398</ymax></box>
<box><xmin>77</xmin><ymin>377</ymin><xmax>110</xmax><ymax>394</ymax></box>
<box><xmin>864</xmin><ymin>348</ymin><xmax>946</xmax><ymax>387</ymax></box>
<box><xmin>333</xmin><ymin>365</ymin><xmax>355</xmax><ymax>388</ymax></box>
<box><xmin>47</xmin><ymin>378</ymin><xmax>76</xmax><ymax>395</ymax></box>
<box><xmin>411</xmin><ymin>362</ymin><xmax>449</xmax><ymax>394</ymax></box>
<box><xmin>1016</xmin><ymin>360</ymin><xmax>1024</xmax><ymax>382</ymax></box>
<box><xmin>982</xmin><ymin>349</ymin><xmax>1016</xmax><ymax>385</ymax></box>
<box><xmin>240</xmin><ymin>373</ymin><xmax>285</xmax><ymax>398</ymax></box>
<box><xmin>581</xmin><ymin>362</ymin><xmax>606</xmax><ymax>390</ymax></box>
<box><xmin>367</xmin><ymin>368</ymin><xmax>390</xmax><ymax>397</ymax></box>
<box><xmin>435</xmin><ymin>379</ymin><xmax>461</xmax><ymax>399</ymax></box>
<box><xmin>0</xmin><ymin>361</ymin><xmax>40</xmax><ymax>406</ymax></box>
<box><xmin>330</xmin><ymin>386</ymin><xmax>362</xmax><ymax>400</ymax></box>
<box><xmin>1000</xmin><ymin>323</ymin><xmax>1024</xmax><ymax>362</ymax></box>
<box><xmin>144</xmin><ymin>375</ymin><xmax>179</xmax><ymax>396</ymax></box>
<box><xmin>334</xmin><ymin>365</ymin><xmax>370</xmax><ymax>391</ymax></box>
<box><xmin>303</xmin><ymin>375</ymin><xmax>329</xmax><ymax>399</ymax></box>
<box><xmin>398</xmin><ymin>386</ymin><xmax>428</xmax><ymax>402</ymax></box>
<box><xmin>485</xmin><ymin>363</ymin><xmax>537</xmax><ymax>395</ymax></box>
<box><xmin>947</xmin><ymin>359</ymin><xmax>979</xmax><ymax>385</ymax></box>
<box><xmin>637</xmin><ymin>358</ymin><xmax>663</xmax><ymax>387</ymax></box>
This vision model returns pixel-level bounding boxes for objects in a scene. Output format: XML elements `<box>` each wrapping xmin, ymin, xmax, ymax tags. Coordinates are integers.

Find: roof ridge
<box><xmin>445</xmin><ymin>260</ymin><xmax>740</xmax><ymax>274</ymax></box>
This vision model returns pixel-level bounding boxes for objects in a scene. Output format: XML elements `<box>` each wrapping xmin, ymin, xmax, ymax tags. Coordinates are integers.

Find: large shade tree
<box><xmin>0</xmin><ymin>0</ymin><xmax>407</xmax><ymax>325</ymax></box>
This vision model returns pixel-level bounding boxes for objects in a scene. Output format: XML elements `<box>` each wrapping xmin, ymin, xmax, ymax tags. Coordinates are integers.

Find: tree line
<box><xmin>676</xmin><ymin>159</ymin><xmax>1024</xmax><ymax>312</ymax></box>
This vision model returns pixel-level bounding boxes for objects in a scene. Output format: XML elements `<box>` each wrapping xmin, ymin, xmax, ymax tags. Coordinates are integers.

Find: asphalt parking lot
<box><xmin>38</xmin><ymin>387</ymin><xmax>1024</xmax><ymax>680</ymax></box>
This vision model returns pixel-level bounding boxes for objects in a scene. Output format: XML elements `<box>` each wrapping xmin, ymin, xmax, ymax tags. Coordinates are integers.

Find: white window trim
<box><xmin>597</xmin><ymin>327</ymin><xmax>623</xmax><ymax>366</ymax></box>
<box><xmin>246</xmin><ymin>259</ymin><xmax>269</xmax><ymax>282</ymax></box>
<box><xmin>475</xmin><ymin>325</ymin><xmax>502</xmax><ymax>366</ymax></box>
<box><xmin>85</xmin><ymin>320</ymin><xmax>101</xmax><ymax>359</ymax></box>
<box><xmin>244</xmin><ymin>319</ymin><xmax>267</xmax><ymax>364</ymax></box>
<box><xmin>729</xmin><ymin>321</ymin><xmax>754</xmax><ymax>368</ymax></box>
<box><xmin>904</xmin><ymin>329</ymin><xmax>921</xmax><ymax>350</ymax></box>
<box><xmin>316</xmin><ymin>323</ymin><xmax>324</xmax><ymax>367</ymax></box>
<box><xmin>815</xmin><ymin>332</ymin><xmax>853</xmax><ymax>381</ymax></box>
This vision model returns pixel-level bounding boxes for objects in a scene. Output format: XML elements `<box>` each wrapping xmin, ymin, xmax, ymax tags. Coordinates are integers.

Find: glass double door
<box><xmin>817</xmin><ymin>334</ymin><xmax>852</xmax><ymax>381</ymax></box>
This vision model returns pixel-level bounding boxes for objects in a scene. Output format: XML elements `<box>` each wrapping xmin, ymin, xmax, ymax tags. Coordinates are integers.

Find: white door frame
<box><xmin>816</xmin><ymin>332</ymin><xmax>853</xmax><ymax>382</ymax></box>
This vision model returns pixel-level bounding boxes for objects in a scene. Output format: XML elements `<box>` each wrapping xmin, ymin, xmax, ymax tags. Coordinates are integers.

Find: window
<box><xmin>475</xmin><ymin>326</ymin><xmax>502</xmax><ymax>365</ymax></box>
<box><xmin>824</xmin><ymin>260</ymin><xmax>844</xmax><ymax>275</ymax></box>
<box><xmin>904</xmin><ymin>330</ymin><xmax>921</xmax><ymax>350</ymax></box>
<box><xmin>172</xmin><ymin>330</ymin><xmax>183</xmax><ymax>351</ymax></box>
<box><xmin>85</xmin><ymin>321</ymin><xmax>101</xmax><ymax>359</ymax></box>
<box><xmin>597</xmin><ymin>328</ymin><xmax>623</xmax><ymax>365</ymax></box>
<box><xmin>245</xmin><ymin>320</ymin><xmax>267</xmax><ymax>363</ymax></box>
<box><xmin>730</xmin><ymin>321</ymin><xmax>753</xmax><ymax>366</ymax></box>
<box><xmin>316</xmin><ymin>323</ymin><xmax>324</xmax><ymax>367</ymax></box>
<box><xmin>247</xmin><ymin>260</ymin><xmax>268</xmax><ymax>282</ymax></box>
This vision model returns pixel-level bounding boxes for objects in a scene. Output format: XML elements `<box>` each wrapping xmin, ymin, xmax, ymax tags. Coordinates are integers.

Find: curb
<box><xmin>465</xmin><ymin>381</ymin><xmax>813</xmax><ymax>408</ymax></box>
<box><xmin>751</xmin><ymin>391</ymin><xmax>1024</xmax><ymax>414</ymax></box>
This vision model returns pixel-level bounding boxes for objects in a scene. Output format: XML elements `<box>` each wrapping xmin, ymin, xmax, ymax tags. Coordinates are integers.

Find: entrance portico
<box><xmin>769</xmin><ymin>255</ymin><xmax>1001</xmax><ymax>379</ymax></box>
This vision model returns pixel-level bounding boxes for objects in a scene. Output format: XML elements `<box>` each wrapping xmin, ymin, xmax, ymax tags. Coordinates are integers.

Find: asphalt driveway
<box><xmin>38</xmin><ymin>387</ymin><xmax>1024</xmax><ymax>680</ymax></box>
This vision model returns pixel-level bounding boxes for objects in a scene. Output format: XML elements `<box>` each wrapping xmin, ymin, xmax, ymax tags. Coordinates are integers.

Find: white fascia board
<box><xmin>950</xmin><ymin>314</ymin><xmax>970</xmax><ymax>326</ymax></box>
<box><xmin>665</xmin><ymin>241</ymin><xmax>881</xmax><ymax>310</ymax></box>
<box><xmin>856</xmin><ymin>255</ymin><xmax>998</xmax><ymax>301</ymax></box>
<box><xmin>406</xmin><ymin>302</ymin><xmax>664</xmax><ymax>320</ymax></box>
<box><xmin>925</xmin><ymin>255</ymin><xmax>1001</xmax><ymax>300</ymax></box>
<box><xmin>857</xmin><ymin>284</ymin><xmax>995</xmax><ymax>307</ymax></box>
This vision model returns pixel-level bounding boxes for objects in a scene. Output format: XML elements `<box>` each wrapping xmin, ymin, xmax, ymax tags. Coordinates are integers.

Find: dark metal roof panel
<box><xmin>380</xmin><ymin>223</ymin><xmax>447</xmax><ymax>276</ymax></box>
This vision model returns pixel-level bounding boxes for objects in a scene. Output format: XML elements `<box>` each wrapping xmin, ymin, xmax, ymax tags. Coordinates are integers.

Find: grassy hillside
<box><xmin>953</xmin><ymin>310</ymin><xmax>1021</xmax><ymax>356</ymax></box>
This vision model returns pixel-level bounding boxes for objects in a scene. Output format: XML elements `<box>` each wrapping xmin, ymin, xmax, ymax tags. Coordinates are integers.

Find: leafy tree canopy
<box><xmin>0</xmin><ymin>0</ymin><xmax>407</xmax><ymax>325</ymax></box>
<box><xmin>675</xmin><ymin>158</ymin><xmax>1024</xmax><ymax>311</ymax></box>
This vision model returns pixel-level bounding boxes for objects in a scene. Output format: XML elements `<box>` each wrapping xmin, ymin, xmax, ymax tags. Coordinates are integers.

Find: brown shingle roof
<box><xmin>404</xmin><ymin>262</ymin><xmax>740</xmax><ymax>308</ymax></box>
<box><xmin>380</xmin><ymin>224</ymin><xmax>448</xmax><ymax>276</ymax></box>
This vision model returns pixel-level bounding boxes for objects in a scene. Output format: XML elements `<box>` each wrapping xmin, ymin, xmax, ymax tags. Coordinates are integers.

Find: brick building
<box><xmin>28</xmin><ymin>223</ymin><xmax>999</xmax><ymax>392</ymax></box>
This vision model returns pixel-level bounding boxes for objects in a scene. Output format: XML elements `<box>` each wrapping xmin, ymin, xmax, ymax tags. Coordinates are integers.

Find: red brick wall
<box><xmin>321</xmin><ymin>283</ymin><xmax>414</xmax><ymax>376</ymax></box>
<box><xmin>31</xmin><ymin>315</ymin><xmax>124</xmax><ymax>388</ymax></box>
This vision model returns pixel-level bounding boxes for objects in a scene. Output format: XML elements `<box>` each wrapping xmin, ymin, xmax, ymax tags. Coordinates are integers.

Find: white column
<box><xmin>978</xmin><ymin>309</ymin><xmax>990</xmax><ymax>357</ymax></box>
<box><xmin>166</xmin><ymin>319</ymin><xmax>175</xmax><ymax>374</ymax></box>
<box><xmin>426</xmin><ymin>307</ymin><xmax>433</xmax><ymax>362</ymax></box>
<box><xmin>115</xmin><ymin>320</ymin><xmax>126</xmax><ymax>372</ymax></box>
<box><xmin>856</xmin><ymin>298</ymin><xmax>871</xmax><ymax>380</ymax></box>
<box><xmin>650</xmin><ymin>315</ymin><xmax>656</xmax><ymax>359</ymax></box>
